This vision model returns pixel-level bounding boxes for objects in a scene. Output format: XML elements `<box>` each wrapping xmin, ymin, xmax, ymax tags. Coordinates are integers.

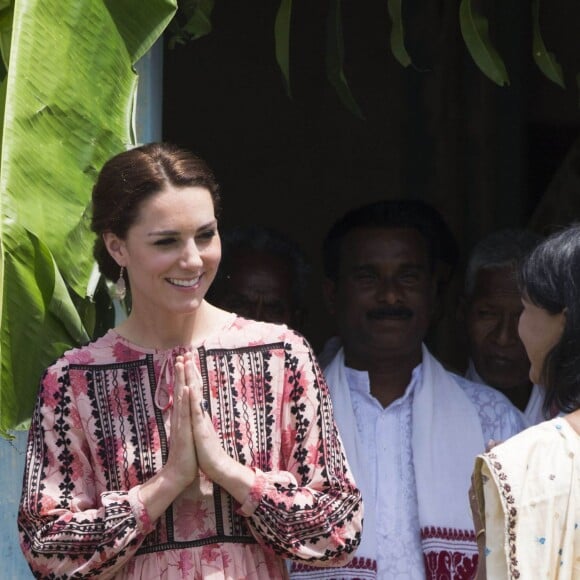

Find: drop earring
<box><xmin>113</xmin><ymin>266</ymin><xmax>126</xmax><ymax>301</ymax></box>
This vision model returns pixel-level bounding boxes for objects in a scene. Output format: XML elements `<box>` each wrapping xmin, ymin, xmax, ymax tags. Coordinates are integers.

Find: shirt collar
<box><xmin>345</xmin><ymin>359</ymin><xmax>424</xmax><ymax>403</ymax></box>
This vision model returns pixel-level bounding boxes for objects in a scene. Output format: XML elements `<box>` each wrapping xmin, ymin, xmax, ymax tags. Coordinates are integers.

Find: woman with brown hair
<box><xmin>18</xmin><ymin>142</ymin><xmax>362</xmax><ymax>579</ymax></box>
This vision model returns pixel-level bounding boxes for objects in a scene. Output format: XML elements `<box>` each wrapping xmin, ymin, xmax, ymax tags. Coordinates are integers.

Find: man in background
<box><xmin>291</xmin><ymin>200</ymin><xmax>526</xmax><ymax>580</ymax></box>
<box><xmin>209</xmin><ymin>225</ymin><xmax>310</xmax><ymax>331</ymax></box>
<box><xmin>460</xmin><ymin>228</ymin><xmax>546</xmax><ymax>424</ymax></box>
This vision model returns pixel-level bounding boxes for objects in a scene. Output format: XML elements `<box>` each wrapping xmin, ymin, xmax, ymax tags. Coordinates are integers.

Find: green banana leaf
<box><xmin>387</xmin><ymin>0</ymin><xmax>411</xmax><ymax>68</ymax></box>
<box><xmin>531</xmin><ymin>0</ymin><xmax>565</xmax><ymax>89</ymax></box>
<box><xmin>167</xmin><ymin>0</ymin><xmax>214</xmax><ymax>48</ymax></box>
<box><xmin>326</xmin><ymin>0</ymin><xmax>364</xmax><ymax>119</ymax></box>
<box><xmin>0</xmin><ymin>3</ymin><xmax>12</xmax><ymax>80</ymax></box>
<box><xmin>104</xmin><ymin>0</ymin><xmax>176</xmax><ymax>63</ymax></box>
<box><xmin>275</xmin><ymin>0</ymin><xmax>292</xmax><ymax>97</ymax></box>
<box><xmin>0</xmin><ymin>0</ymin><xmax>176</xmax><ymax>432</ymax></box>
<box><xmin>459</xmin><ymin>0</ymin><xmax>509</xmax><ymax>87</ymax></box>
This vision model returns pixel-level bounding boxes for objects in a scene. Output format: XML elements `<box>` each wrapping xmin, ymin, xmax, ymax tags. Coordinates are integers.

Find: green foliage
<box><xmin>387</xmin><ymin>0</ymin><xmax>411</xmax><ymax>68</ymax></box>
<box><xmin>326</xmin><ymin>0</ymin><xmax>364</xmax><ymax>119</ymax></box>
<box><xmin>104</xmin><ymin>0</ymin><xmax>176</xmax><ymax>63</ymax></box>
<box><xmin>0</xmin><ymin>2</ymin><xmax>13</xmax><ymax>80</ymax></box>
<box><xmin>275</xmin><ymin>0</ymin><xmax>292</xmax><ymax>98</ymax></box>
<box><xmin>532</xmin><ymin>0</ymin><xmax>565</xmax><ymax>89</ymax></box>
<box><xmin>167</xmin><ymin>0</ymin><xmax>214</xmax><ymax>49</ymax></box>
<box><xmin>166</xmin><ymin>1</ymin><xmax>574</xmax><ymax>117</ymax></box>
<box><xmin>0</xmin><ymin>227</ymin><xmax>90</xmax><ymax>429</ymax></box>
<box><xmin>0</xmin><ymin>0</ymin><xmax>176</xmax><ymax>432</ymax></box>
<box><xmin>459</xmin><ymin>0</ymin><xmax>510</xmax><ymax>87</ymax></box>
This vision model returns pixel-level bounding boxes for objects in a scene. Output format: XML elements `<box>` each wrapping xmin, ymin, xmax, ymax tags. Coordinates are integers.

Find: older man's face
<box><xmin>213</xmin><ymin>249</ymin><xmax>297</xmax><ymax>326</ymax></box>
<box><xmin>327</xmin><ymin>227</ymin><xmax>436</xmax><ymax>369</ymax></box>
<box><xmin>465</xmin><ymin>266</ymin><xmax>531</xmax><ymax>390</ymax></box>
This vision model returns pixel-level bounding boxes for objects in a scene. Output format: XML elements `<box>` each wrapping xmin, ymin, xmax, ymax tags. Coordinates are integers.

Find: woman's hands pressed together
<box><xmin>163</xmin><ymin>354</ymin><xmax>199</xmax><ymax>488</ymax></box>
<box><xmin>180</xmin><ymin>352</ymin><xmax>257</xmax><ymax>504</ymax></box>
<box><xmin>137</xmin><ymin>354</ymin><xmax>202</xmax><ymax>521</ymax></box>
<box><xmin>139</xmin><ymin>352</ymin><xmax>257</xmax><ymax>523</ymax></box>
<box><xmin>177</xmin><ymin>352</ymin><xmax>227</xmax><ymax>482</ymax></box>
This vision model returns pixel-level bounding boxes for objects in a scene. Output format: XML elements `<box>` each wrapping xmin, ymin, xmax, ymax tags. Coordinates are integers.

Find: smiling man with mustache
<box><xmin>290</xmin><ymin>201</ymin><xmax>527</xmax><ymax>580</ymax></box>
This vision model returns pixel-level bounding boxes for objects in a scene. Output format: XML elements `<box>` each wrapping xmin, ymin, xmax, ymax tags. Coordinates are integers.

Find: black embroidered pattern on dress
<box><xmin>18</xmin><ymin>330</ymin><xmax>362</xmax><ymax>576</ymax></box>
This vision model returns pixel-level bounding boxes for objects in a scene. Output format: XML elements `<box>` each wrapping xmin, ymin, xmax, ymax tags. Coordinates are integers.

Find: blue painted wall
<box><xmin>0</xmin><ymin>432</ymin><xmax>33</xmax><ymax>578</ymax></box>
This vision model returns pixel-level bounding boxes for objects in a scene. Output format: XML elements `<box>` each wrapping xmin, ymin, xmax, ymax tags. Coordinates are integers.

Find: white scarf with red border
<box><xmin>321</xmin><ymin>345</ymin><xmax>483</xmax><ymax>578</ymax></box>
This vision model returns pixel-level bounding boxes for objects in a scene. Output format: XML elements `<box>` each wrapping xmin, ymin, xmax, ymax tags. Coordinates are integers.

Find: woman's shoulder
<box><xmin>49</xmin><ymin>329</ymin><xmax>147</xmax><ymax>370</ymax></box>
<box><xmin>477</xmin><ymin>418</ymin><xmax>580</xmax><ymax>526</ymax></box>
<box><xmin>218</xmin><ymin>316</ymin><xmax>310</xmax><ymax>351</ymax></box>
<box><xmin>482</xmin><ymin>418</ymin><xmax>579</xmax><ymax>480</ymax></box>
<box><xmin>502</xmin><ymin>418</ymin><xmax>576</xmax><ymax>448</ymax></box>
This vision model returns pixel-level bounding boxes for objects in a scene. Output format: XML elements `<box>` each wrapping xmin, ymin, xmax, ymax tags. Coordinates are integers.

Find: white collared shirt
<box><xmin>346</xmin><ymin>363</ymin><xmax>527</xmax><ymax>579</ymax></box>
<box><xmin>465</xmin><ymin>360</ymin><xmax>547</xmax><ymax>425</ymax></box>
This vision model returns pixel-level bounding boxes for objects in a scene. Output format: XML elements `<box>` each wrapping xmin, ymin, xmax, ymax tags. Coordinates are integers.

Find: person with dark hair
<box><xmin>208</xmin><ymin>225</ymin><xmax>310</xmax><ymax>330</ymax></box>
<box><xmin>317</xmin><ymin>199</ymin><xmax>460</xmax><ymax>368</ymax></box>
<box><xmin>471</xmin><ymin>224</ymin><xmax>580</xmax><ymax>579</ymax></box>
<box><xmin>322</xmin><ymin>199</ymin><xmax>460</xmax><ymax>287</ymax></box>
<box><xmin>291</xmin><ymin>200</ymin><xmax>526</xmax><ymax>579</ymax></box>
<box><xmin>460</xmin><ymin>229</ymin><xmax>546</xmax><ymax>423</ymax></box>
<box><xmin>17</xmin><ymin>143</ymin><xmax>362</xmax><ymax>579</ymax></box>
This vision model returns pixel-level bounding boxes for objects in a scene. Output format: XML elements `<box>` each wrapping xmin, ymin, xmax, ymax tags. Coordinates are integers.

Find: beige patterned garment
<box><xmin>473</xmin><ymin>418</ymin><xmax>580</xmax><ymax>579</ymax></box>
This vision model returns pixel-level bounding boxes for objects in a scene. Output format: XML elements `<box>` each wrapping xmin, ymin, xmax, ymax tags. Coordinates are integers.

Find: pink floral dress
<box><xmin>18</xmin><ymin>315</ymin><xmax>362</xmax><ymax>579</ymax></box>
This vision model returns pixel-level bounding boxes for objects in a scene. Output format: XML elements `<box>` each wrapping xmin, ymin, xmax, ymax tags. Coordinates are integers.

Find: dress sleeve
<box><xmin>473</xmin><ymin>455</ymin><xmax>510</xmax><ymax>578</ymax></box>
<box><xmin>239</xmin><ymin>334</ymin><xmax>363</xmax><ymax>566</ymax></box>
<box><xmin>17</xmin><ymin>360</ymin><xmax>155</xmax><ymax>579</ymax></box>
